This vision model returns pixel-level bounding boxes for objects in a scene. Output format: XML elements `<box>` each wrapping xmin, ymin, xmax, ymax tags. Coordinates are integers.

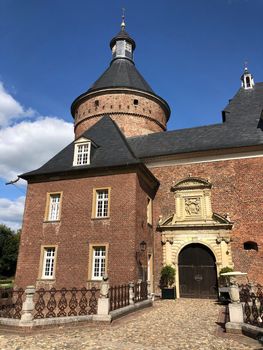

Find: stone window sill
<box><xmin>91</xmin><ymin>217</ymin><xmax>110</xmax><ymax>220</ymax></box>
<box><xmin>43</xmin><ymin>220</ymin><xmax>61</xmax><ymax>223</ymax></box>
<box><xmin>36</xmin><ymin>278</ymin><xmax>56</xmax><ymax>282</ymax></box>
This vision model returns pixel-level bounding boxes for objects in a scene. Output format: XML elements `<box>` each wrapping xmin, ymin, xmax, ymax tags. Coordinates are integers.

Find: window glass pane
<box><xmin>43</xmin><ymin>248</ymin><xmax>56</xmax><ymax>278</ymax></box>
<box><xmin>76</xmin><ymin>143</ymin><xmax>90</xmax><ymax>165</ymax></box>
<box><xmin>49</xmin><ymin>194</ymin><xmax>60</xmax><ymax>221</ymax></box>
<box><xmin>96</xmin><ymin>190</ymin><xmax>109</xmax><ymax>217</ymax></box>
<box><xmin>92</xmin><ymin>246</ymin><xmax>106</xmax><ymax>279</ymax></box>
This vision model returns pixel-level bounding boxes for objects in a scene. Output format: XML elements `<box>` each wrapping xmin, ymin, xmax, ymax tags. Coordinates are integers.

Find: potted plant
<box><xmin>218</xmin><ymin>266</ymin><xmax>233</xmax><ymax>303</ymax></box>
<box><xmin>160</xmin><ymin>265</ymin><xmax>176</xmax><ymax>299</ymax></box>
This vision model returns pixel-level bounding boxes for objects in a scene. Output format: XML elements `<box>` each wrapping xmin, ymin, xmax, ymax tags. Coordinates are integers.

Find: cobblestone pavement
<box><xmin>0</xmin><ymin>299</ymin><xmax>262</xmax><ymax>350</ymax></box>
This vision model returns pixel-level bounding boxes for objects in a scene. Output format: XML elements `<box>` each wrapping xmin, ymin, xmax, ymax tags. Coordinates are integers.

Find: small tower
<box><xmin>110</xmin><ymin>13</ymin><xmax>136</xmax><ymax>62</ymax></box>
<box><xmin>71</xmin><ymin>16</ymin><xmax>170</xmax><ymax>138</ymax></box>
<box><xmin>241</xmin><ymin>65</ymin><xmax>255</xmax><ymax>90</ymax></box>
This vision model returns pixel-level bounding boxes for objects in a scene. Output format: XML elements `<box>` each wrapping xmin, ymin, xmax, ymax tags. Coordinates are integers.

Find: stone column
<box><xmin>97</xmin><ymin>275</ymin><xmax>110</xmax><ymax>316</ymax></box>
<box><xmin>20</xmin><ymin>285</ymin><xmax>36</xmax><ymax>326</ymax></box>
<box><xmin>227</xmin><ymin>277</ymin><xmax>244</xmax><ymax>325</ymax></box>
<box><xmin>129</xmin><ymin>282</ymin><xmax>135</xmax><ymax>305</ymax></box>
<box><xmin>147</xmin><ymin>280</ymin><xmax>152</xmax><ymax>299</ymax></box>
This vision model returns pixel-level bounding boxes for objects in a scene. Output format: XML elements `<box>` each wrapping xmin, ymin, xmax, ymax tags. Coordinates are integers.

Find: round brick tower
<box><xmin>71</xmin><ymin>19</ymin><xmax>170</xmax><ymax>138</ymax></box>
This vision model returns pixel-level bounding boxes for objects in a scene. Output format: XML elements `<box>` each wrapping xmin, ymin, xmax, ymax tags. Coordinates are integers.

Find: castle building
<box><xmin>15</xmin><ymin>20</ymin><xmax>263</xmax><ymax>298</ymax></box>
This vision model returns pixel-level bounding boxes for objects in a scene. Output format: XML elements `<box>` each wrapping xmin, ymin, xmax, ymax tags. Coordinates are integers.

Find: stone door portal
<box><xmin>178</xmin><ymin>244</ymin><xmax>218</xmax><ymax>299</ymax></box>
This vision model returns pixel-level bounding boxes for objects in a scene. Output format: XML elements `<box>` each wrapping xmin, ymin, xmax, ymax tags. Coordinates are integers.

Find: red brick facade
<box><xmin>151</xmin><ymin>156</ymin><xmax>263</xmax><ymax>289</ymax></box>
<box><xmin>15</xmin><ymin>170</ymin><xmax>155</xmax><ymax>289</ymax></box>
<box><xmin>16</xmin><ymin>150</ymin><xmax>263</xmax><ymax>292</ymax></box>
<box><xmin>73</xmin><ymin>91</ymin><xmax>168</xmax><ymax>138</ymax></box>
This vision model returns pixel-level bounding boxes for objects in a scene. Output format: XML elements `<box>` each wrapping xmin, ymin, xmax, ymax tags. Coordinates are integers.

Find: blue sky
<box><xmin>0</xmin><ymin>0</ymin><xmax>262</xmax><ymax>229</ymax></box>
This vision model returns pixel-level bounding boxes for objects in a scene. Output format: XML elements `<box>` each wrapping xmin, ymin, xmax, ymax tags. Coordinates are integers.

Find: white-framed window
<box><xmin>42</xmin><ymin>247</ymin><xmax>56</xmax><ymax>279</ymax></box>
<box><xmin>47</xmin><ymin>193</ymin><xmax>61</xmax><ymax>221</ymax></box>
<box><xmin>92</xmin><ymin>246</ymin><xmax>106</xmax><ymax>280</ymax></box>
<box><xmin>73</xmin><ymin>138</ymin><xmax>91</xmax><ymax>166</ymax></box>
<box><xmin>96</xmin><ymin>189</ymin><xmax>109</xmax><ymax>218</ymax></box>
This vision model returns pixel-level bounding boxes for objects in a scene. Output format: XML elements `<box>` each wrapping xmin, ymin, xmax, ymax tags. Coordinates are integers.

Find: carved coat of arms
<box><xmin>185</xmin><ymin>198</ymin><xmax>201</xmax><ymax>215</ymax></box>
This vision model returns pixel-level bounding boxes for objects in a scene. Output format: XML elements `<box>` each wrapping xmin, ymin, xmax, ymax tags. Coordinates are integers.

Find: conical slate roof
<box><xmin>88</xmin><ymin>58</ymin><xmax>154</xmax><ymax>94</ymax></box>
<box><xmin>110</xmin><ymin>29</ymin><xmax>136</xmax><ymax>50</ymax></box>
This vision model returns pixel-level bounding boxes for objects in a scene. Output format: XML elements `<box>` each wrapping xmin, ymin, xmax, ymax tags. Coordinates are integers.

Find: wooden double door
<box><xmin>179</xmin><ymin>244</ymin><xmax>218</xmax><ymax>299</ymax></box>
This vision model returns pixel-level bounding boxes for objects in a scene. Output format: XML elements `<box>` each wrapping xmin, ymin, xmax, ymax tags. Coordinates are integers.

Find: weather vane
<box><xmin>244</xmin><ymin>60</ymin><xmax>248</xmax><ymax>70</ymax></box>
<box><xmin>121</xmin><ymin>7</ymin><xmax>126</xmax><ymax>30</ymax></box>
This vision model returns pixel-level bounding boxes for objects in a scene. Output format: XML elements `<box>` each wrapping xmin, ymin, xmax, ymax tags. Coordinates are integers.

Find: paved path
<box><xmin>0</xmin><ymin>299</ymin><xmax>262</xmax><ymax>349</ymax></box>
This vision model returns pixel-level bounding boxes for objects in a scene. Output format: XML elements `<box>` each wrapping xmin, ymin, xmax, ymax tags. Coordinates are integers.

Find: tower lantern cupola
<box><xmin>241</xmin><ymin>65</ymin><xmax>255</xmax><ymax>90</ymax></box>
<box><xmin>109</xmin><ymin>15</ymin><xmax>136</xmax><ymax>62</ymax></box>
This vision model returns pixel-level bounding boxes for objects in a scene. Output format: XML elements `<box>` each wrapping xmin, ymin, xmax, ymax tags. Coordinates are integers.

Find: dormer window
<box><xmin>73</xmin><ymin>138</ymin><xmax>91</xmax><ymax>166</ymax></box>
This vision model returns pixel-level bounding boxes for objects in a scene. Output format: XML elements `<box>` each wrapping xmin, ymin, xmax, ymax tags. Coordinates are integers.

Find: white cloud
<box><xmin>0</xmin><ymin>82</ymin><xmax>35</xmax><ymax>127</ymax></box>
<box><xmin>0</xmin><ymin>196</ymin><xmax>25</xmax><ymax>230</ymax></box>
<box><xmin>0</xmin><ymin>117</ymin><xmax>74</xmax><ymax>181</ymax></box>
<box><xmin>0</xmin><ymin>81</ymin><xmax>74</xmax><ymax>229</ymax></box>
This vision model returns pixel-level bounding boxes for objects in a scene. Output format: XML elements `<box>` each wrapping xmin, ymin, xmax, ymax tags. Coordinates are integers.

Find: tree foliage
<box><xmin>0</xmin><ymin>224</ymin><xmax>20</xmax><ymax>278</ymax></box>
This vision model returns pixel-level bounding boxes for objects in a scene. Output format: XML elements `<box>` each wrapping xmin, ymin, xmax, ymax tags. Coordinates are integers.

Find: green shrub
<box><xmin>160</xmin><ymin>265</ymin><xmax>176</xmax><ymax>288</ymax></box>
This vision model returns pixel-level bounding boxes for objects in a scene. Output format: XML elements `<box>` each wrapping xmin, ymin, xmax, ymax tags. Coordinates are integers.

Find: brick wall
<box><xmin>15</xmin><ymin>171</ymin><xmax>154</xmax><ymax>289</ymax></box>
<box><xmin>151</xmin><ymin>156</ymin><xmax>263</xmax><ymax>289</ymax></box>
<box><xmin>74</xmin><ymin>92</ymin><xmax>167</xmax><ymax>138</ymax></box>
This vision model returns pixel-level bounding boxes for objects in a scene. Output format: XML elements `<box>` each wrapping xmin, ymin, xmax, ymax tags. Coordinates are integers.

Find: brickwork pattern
<box><xmin>74</xmin><ymin>92</ymin><xmax>167</xmax><ymax>138</ymax></box>
<box><xmin>151</xmin><ymin>156</ymin><xmax>263</xmax><ymax>290</ymax></box>
<box><xmin>15</xmin><ymin>171</ymin><xmax>154</xmax><ymax>289</ymax></box>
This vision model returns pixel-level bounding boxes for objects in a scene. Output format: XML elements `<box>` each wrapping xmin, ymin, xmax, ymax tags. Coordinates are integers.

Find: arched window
<box><xmin>244</xmin><ymin>241</ymin><xmax>258</xmax><ymax>251</ymax></box>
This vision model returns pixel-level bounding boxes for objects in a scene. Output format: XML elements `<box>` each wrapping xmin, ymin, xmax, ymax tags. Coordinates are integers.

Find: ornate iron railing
<box><xmin>109</xmin><ymin>284</ymin><xmax>129</xmax><ymax>311</ymax></box>
<box><xmin>0</xmin><ymin>288</ymin><xmax>24</xmax><ymax>319</ymax></box>
<box><xmin>134</xmin><ymin>281</ymin><xmax>148</xmax><ymax>303</ymax></box>
<box><xmin>240</xmin><ymin>284</ymin><xmax>263</xmax><ymax>327</ymax></box>
<box><xmin>33</xmin><ymin>287</ymin><xmax>99</xmax><ymax>319</ymax></box>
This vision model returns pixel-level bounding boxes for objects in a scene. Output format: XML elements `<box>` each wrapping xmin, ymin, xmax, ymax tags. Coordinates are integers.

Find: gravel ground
<box><xmin>0</xmin><ymin>299</ymin><xmax>262</xmax><ymax>350</ymax></box>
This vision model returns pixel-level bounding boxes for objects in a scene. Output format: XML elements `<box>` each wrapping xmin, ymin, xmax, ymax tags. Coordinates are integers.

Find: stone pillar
<box><xmin>147</xmin><ymin>280</ymin><xmax>151</xmax><ymax>299</ymax></box>
<box><xmin>227</xmin><ymin>277</ymin><xmax>244</xmax><ymax>325</ymax></box>
<box><xmin>20</xmin><ymin>285</ymin><xmax>35</xmax><ymax>325</ymax></box>
<box><xmin>129</xmin><ymin>282</ymin><xmax>135</xmax><ymax>305</ymax></box>
<box><xmin>97</xmin><ymin>276</ymin><xmax>110</xmax><ymax>316</ymax></box>
<box><xmin>228</xmin><ymin>303</ymin><xmax>244</xmax><ymax>323</ymax></box>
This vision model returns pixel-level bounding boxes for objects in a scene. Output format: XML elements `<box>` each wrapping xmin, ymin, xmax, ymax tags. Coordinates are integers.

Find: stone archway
<box><xmin>178</xmin><ymin>243</ymin><xmax>218</xmax><ymax>299</ymax></box>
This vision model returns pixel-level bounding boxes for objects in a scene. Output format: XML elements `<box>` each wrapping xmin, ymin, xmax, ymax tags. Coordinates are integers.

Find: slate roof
<box><xmin>110</xmin><ymin>29</ymin><xmax>136</xmax><ymax>50</ymax></box>
<box><xmin>87</xmin><ymin>58</ymin><xmax>155</xmax><ymax>94</ymax></box>
<box><xmin>128</xmin><ymin>83</ymin><xmax>263</xmax><ymax>159</ymax></box>
<box><xmin>20</xmin><ymin>116</ymin><xmax>141</xmax><ymax>179</ymax></box>
<box><xmin>223</xmin><ymin>82</ymin><xmax>263</xmax><ymax>126</ymax></box>
<box><xmin>21</xmin><ymin>82</ymin><xmax>263</xmax><ymax>179</ymax></box>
